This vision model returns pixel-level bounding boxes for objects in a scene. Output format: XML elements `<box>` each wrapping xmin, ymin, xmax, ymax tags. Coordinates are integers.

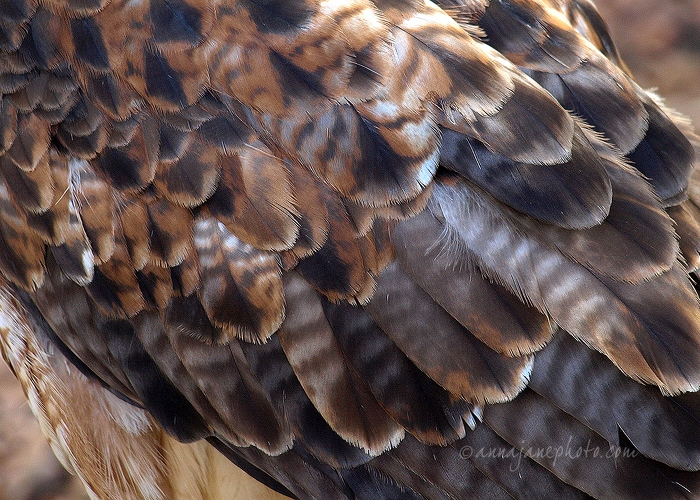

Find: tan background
<box><xmin>1</xmin><ymin>1</ymin><xmax>699</xmax><ymax>498</ymax></box>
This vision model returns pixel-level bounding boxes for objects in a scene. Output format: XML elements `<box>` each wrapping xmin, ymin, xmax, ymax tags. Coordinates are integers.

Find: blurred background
<box><xmin>1</xmin><ymin>1</ymin><xmax>699</xmax><ymax>499</ymax></box>
<box><xmin>596</xmin><ymin>0</ymin><xmax>700</xmax><ymax>127</ymax></box>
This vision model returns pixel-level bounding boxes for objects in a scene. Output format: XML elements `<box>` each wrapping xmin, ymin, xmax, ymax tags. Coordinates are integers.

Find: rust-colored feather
<box><xmin>6</xmin><ymin>113</ymin><xmax>50</xmax><ymax>172</ymax></box>
<box><xmin>194</xmin><ymin>218</ymin><xmax>284</xmax><ymax>343</ymax></box>
<box><xmin>206</xmin><ymin>143</ymin><xmax>299</xmax><ymax>251</ymax></box>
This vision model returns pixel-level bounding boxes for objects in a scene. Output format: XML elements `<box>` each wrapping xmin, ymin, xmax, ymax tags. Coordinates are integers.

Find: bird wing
<box><xmin>1</xmin><ymin>0</ymin><xmax>700</xmax><ymax>498</ymax></box>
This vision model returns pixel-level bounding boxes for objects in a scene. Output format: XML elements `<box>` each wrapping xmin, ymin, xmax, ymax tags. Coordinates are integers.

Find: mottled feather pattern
<box><xmin>1</xmin><ymin>0</ymin><xmax>700</xmax><ymax>499</ymax></box>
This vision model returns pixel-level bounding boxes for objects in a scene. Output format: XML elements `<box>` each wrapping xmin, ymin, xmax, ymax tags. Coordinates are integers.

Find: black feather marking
<box><xmin>242</xmin><ymin>0</ymin><xmax>315</xmax><ymax>34</ymax></box>
<box><xmin>71</xmin><ymin>18</ymin><xmax>110</xmax><ymax>72</ymax></box>
<box><xmin>150</xmin><ymin>0</ymin><xmax>203</xmax><ymax>46</ymax></box>
<box><xmin>0</xmin><ymin>0</ymin><xmax>35</xmax><ymax>23</ymax></box>
<box><xmin>100</xmin><ymin>318</ymin><xmax>210</xmax><ymax>442</ymax></box>
<box><xmin>240</xmin><ymin>336</ymin><xmax>374</xmax><ymax>468</ymax></box>
<box><xmin>440</xmin><ymin>125</ymin><xmax>612</xmax><ymax>229</ymax></box>
<box><xmin>144</xmin><ymin>46</ymin><xmax>188</xmax><ymax>108</ymax></box>
<box><xmin>322</xmin><ymin>298</ymin><xmax>471</xmax><ymax>445</ymax></box>
<box><xmin>197</xmin><ymin>114</ymin><xmax>253</xmax><ymax>152</ymax></box>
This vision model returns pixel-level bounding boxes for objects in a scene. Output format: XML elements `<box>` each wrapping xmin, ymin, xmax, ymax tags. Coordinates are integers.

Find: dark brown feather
<box><xmin>194</xmin><ymin>218</ymin><xmax>284</xmax><ymax>343</ymax></box>
<box><xmin>365</xmin><ymin>261</ymin><xmax>533</xmax><ymax>404</ymax></box>
<box><xmin>278</xmin><ymin>272</ymin><xmax>404</xmax><ymax>455</ymax></box>
<box><xmin>206</xmin><ymin>144</ymin><xmax>299</xmax><ymax>252</ymax></box>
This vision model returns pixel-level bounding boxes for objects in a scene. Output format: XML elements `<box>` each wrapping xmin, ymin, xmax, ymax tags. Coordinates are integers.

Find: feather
<box><xmin>529</xmin><ymin>332</ymin><xmax>700</xmax><ymax>470</ymax></box>
<box><xmin>24</xmin><ymin>156</ymin><xmax>70</xmax><ymax>244</ymax></box>
<box><xmin>627</xmin><ymin>92</ymin><xmax>696</xmax><ymax>203</ymax></box>
<box><xmin>295</xmin><ymin>189</ymin><xmax>373</xmax><ymax>302</ymax></box>
<box><xmin>365</xmin><ymin>261</ymin><xmax>534</xmax><ymax>404</ymax></box>
<box><xmin>29</xmin><ymin>257</ymin><xmax>136</xmax><ymax>399</ymax></box>
<box><xmin>161</xmin><ymin>315</ymin><xmax>293</xmax><ymax>454</ymax></box>
<box><xmin>118</xmin><ymin>196</ymin><xmax>150</xmax><ymax>271</ymax></box>
<box><xmin>485</xmin><ymin>388</ymin><xmax>700</xmax><ymax>499</ymax></box>
<box><xmin>433</xmin><ymin>180</ymin><xmax>700</xmax><ymax>394</ymax></box>
<box><xmin>206</xmin><ymin>143</ymin><xmax>299</xmax><ymax>251</ymax></box>
<box><xmin>145</xmin><ymin>197</ymin><xmax>193</xmax><ymax>268</ymax></box>
<box><xmin>443</xmin><ymin>72</ymin><xmax>576</xmax><ymax>166</ymax></box>
<box><xmin>321</xmin><ymin>298</ymin><xmax>472</xmax><ymax>445</ymax></box>
<box><xmin>86</xmin><ymin>233</ymin><xmax>145</xmax><ymax>318</ymax></box>
<box><xmin>373</xmin><ymin>435</ymin><xmax>512</xmax><ymax>500</ymax></box>
<box><xmin>440</xmin><ymin>125</ymin><xmax>612</xmax><ymax>229</ymax></box>
<box><xmin>72</xmin><ymin>159</ymin><xmax>116</xmax><ymax>264</ymax></box>
<box><xmin>240</xmin><ymin>334</ymin><xmax>374</xmax><ymax>469</ymax></box>
<box><xmin>669</xmin><ymin>201</ymin><xmax>700</xmax><ymax>273</ymax></box>
<box><xmin>170</xmin><ymin>252</ymin><xmax>200</xmax><ymax>297</ymax></box>
<box><xmin>6</xmin><ymin>112</ymin><xmax>50</xmax><ymax>171</ymax></box>
<box><xmin>8</xmin><ymin>71</ymin><xmax>48</xmax><ymax>112</ymax></box>
<box><xmin>527</xmin><ymin>53</ymin><xmax>647</xmax><ymax>154</ymax></box>
<box><xmin>95</xmin><ymin>115</ymin><xmax>159</xmax><ymax>193</ymax></box>
<box><xmin>279</xmin><ymin>272</ymin><xmax>405</xmax><ymax>455</ymax></box>
<box><xmin>379</xmin><ymin>0</ymin><xmax>513</xmax><ymax>119</ymax></box>
<box><xmin>49</xmin><ymin>163</ymin><xmax>95</xmax><ymax>286</ymax></box>
<box><xmin>456</xmin><ymin>423</ymin><xmax>590</xmax><ymax>499</ymax></box>
<box><xmin>478</xmin><ymin>0</ymin><xmax>590</xmax><ymax>73</ymax></box>
<box><xmin>0</xmin><ymin>180</ymin><xmax>46</xmax><ymax>290</ymax></box>
<box><xmin>194</xmin><ymin>218</ymin><xmax>284</xmax><ymax>343</ymax></box>
<box><xmin>154</xmin><ymin>138</ymin><xmax>221</xmax><ymax>207</ymax></box>
<box><xmin>393</xmin><ymin>209</ymin><xmax>554</xmax><ymax>356</ymax></box>
<box><xmin>0</xmin><ymin>96</ymin><xmax>18</xmax><ymax>153</ymax></box>
<box><xmin>86</xmin><ymin>72</ymin><xmax>143</xmax><ymax>121</ymax></box>
<box><xmin>283</xmin><ymin>163</ymin><xmax>329</xmax><ymax>261</ymax></box>
<box><xmin>70</xmin><ymin>17</ymin><xmax>110</xmax><ymax>72</ymax></box>
<box><xmin>56</xmin><ymin>96</ymin><xmax>109</xmax><ymax>160</ymax></box>
<box><xmin>0</xmin><ymin>152</ymin><xmax>53</xmax><ymax>214</ymax></box>
<box><xmin>132</xmin><ymin>308</ymin><xmax>237</xmax><ymax>444</ymax></box>
<box><xmin>136</xmin><ymin>263</ymin><xmax>173</xmax><ymax>310</ymax></box>
<box><xmin>99</xmin><ymin>318</ymin><xmax>210</xmax><ymax>443</ymax></box>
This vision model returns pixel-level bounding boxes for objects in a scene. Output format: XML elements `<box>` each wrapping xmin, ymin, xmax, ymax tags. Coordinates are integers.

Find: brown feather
<box><xmin>145</xmin><ymin>198</ymin><xmax>194</xmax><ymax>268</ymax></box>
<box><xmin>206</xmin><ymin>143</ymin><xmax>299</xmax><ymax>251</ymax></box>
<box><xmin>0</xmin><ymin>152</ymin><xmax>54</xmax><ymax>214</ymax></box>
<box><xmin>279</xmin><ymin>272</ymin><xmax>404</xmax><ymax>455</ymax></box>
<box><xmin>194</xmin><ymin>218</ymin><xmax>284</xmax><ymax>343</ymax></box>
<box><xmin>154</xmin><ymin>136</ymin><xmax>221</xmax><ymax>208</ymax></box>
<box><xmin>0</xmin><ymin>181</ymin><xmax>46</xmax><ymax>290</ymax></box>
<box><xmin>74</xmin><ymin>160</ymin><xmax>116</xmax><ymax>264</ymax></box>
<box><xmin>295</xmin><ymin>188</ymin><xmax>373</xmax><ymax>302</ymax></box>
<box><xmin>669</xmin><ymin>201</ymin><xmax>700</xmax><ymax>273</ymax></box>
<box><xmin>86</xmin><ymin>233</ymin><xmax>145</xmax><ymax>318</ymax></box>
<box><xmin>434</xmin><ymin>180</ymin><xmax>700</xmax><ymax>394</ymax></box>
<box><xmin>0</xmin><ymin>96</ymin><xmax>18</xmax><ymax>154</ymax></box>
<box><xmin>365</xmin><ymin>261</ymin><xmax>533</xmax><ymax>404</ymax></box>
<box><xmin>6</xmin><ymin>112</ymin><xmax>50</xmax><ymax>172</ymax></box>
<box><xmin>393</xmin><ymin>210</ymin><xmax>554</xmax><ymax>356</ymax></box>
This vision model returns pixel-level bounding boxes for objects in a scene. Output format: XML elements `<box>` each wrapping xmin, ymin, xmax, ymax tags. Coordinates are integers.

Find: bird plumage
<box><xmin>1</xmin><ymin>0</ymin><xmax>700</xmax><ymax>498</ymax></box>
